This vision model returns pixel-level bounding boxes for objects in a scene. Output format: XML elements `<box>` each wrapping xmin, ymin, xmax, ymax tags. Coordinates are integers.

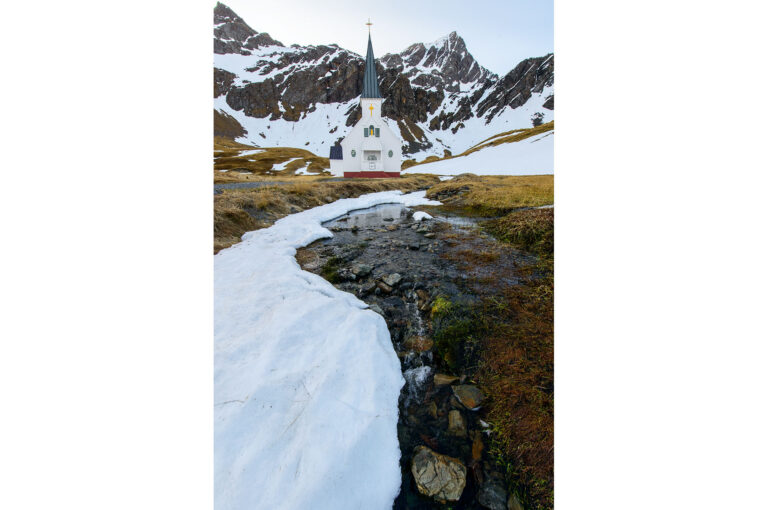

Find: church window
<box><xmin>375</xmin><ymin>128</ymin><xmax>380</xmax><ymax>137</ymax></box>
<box><xmin>363</xmin><ymin>128</ymin><xmax>368</xmax><ymax>137</ymax></box>
<box><xmin>369</xmin><ymin>125</ymin><xmax>374</xmax><ymax>136</ymax></box>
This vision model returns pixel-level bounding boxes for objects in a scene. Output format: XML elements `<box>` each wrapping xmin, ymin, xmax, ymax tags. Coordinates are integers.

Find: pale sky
<box><xmin>217</xmin><ymin>0</ymin><xmax>553</xmax><ymax>76</ymax></box>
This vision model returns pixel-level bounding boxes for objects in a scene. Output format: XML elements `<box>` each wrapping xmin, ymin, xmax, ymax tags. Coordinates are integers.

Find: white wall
<box><xmin>339</xmin><ymin>99</ymin><xmax>401</xmax><ymax>173</ymax></box>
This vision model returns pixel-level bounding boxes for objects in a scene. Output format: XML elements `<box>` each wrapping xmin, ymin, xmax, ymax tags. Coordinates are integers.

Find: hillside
<box><xmin>213</xmin><ymin>2</ymin><xmax>554</xmax><ymax>162</ymax></box>
<box><xmin>403</xmin><ymin>122</ymin><xmax>554</xmax><ymax>176</ymax></box>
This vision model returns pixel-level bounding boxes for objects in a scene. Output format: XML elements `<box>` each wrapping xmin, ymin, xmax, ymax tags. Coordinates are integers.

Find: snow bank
<box><xmin>413</xmin><ymin>211</ymin><xmax>433</xmax><ymax>221</ymax></box>
<box><xmin>404</xmin><ymin>131</ymin><xmax>553</xmax><ymax>176</ymax></box>
<box><xmin>215</xmin><ymin>191</ymin><xmax>440</xmax><ymax>510</ymax></box>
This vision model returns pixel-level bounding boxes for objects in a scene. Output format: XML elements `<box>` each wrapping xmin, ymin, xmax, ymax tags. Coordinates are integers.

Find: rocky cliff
<box><xmin>213</xmin><ymin>2</ymin><xmax>553</xmax><ymax>160</ymax></box>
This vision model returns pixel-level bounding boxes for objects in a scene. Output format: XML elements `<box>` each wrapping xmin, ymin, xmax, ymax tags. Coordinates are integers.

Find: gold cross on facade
<box><xmin>369</xmin><ymin>103</ymin><xmax>374</xmax><ymax>116</ymax></box>
<box><xmin>366</xmin><ymin>18</ymin><xmax>372</xmax><ymax>33</ymax></box>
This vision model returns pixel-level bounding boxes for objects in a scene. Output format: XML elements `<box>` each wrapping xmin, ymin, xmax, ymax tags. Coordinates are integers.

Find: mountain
<box><xmin>213</xmin><ymin>2</ymin><xmax>554</xmax><ymax>161</ymax></box>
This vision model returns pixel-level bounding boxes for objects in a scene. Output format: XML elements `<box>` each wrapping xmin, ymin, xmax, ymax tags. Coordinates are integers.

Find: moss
<box><xmin>430</xmin><ymin>297</ymin><xmax>485</xmax><ymax>373</ymax></box>
<box><xmin>430</xmin><ymin>296</ymin><xmax>452</xmax><ymax>318</ymax></box>
<box><xmin>320</xmin><ymin>256</ymin><xmax>343</xmax><ymax>284</ymax></box>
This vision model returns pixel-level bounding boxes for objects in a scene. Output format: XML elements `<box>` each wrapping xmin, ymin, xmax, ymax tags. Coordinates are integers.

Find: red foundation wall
<box><xmin>343</xmin><ymin>171</ymin><xmax>401</xmax><ymax>178</ymax></box>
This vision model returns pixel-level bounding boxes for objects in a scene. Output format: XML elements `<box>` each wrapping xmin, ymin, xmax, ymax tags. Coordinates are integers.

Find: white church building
<box><xmin>329</xmin><ymin>31</ymin><xmax>401</xmax><ymax>178</ymax></box>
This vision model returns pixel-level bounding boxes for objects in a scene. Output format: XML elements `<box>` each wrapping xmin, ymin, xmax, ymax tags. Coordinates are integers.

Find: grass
<box><xmin>213</xmin><ymin>137</ymin><xmax>330</xmax><ymax>181</ymax></box>
<box><xmin>483</xmin><ymin>208</ymin><xmax>554</xmax><ymax>257</ymax></box>
<box><xmin>435</xmin><ymin>203</ymin><xmax>554</xmax><ymax>509</ymax></box>
<box><xmin>401</xmin><ymin>121</ymin><xmax>553</xmax><ymax>170</ymax></box>
<box><xmin>425</xmin><ymin>174</ymin><xmax>553</xmax><ymax>216</ymax></box>
<box><xmin>214</xmin><ymin>174</ymin><xmax>440</xmax><ymax>253</ymax></box>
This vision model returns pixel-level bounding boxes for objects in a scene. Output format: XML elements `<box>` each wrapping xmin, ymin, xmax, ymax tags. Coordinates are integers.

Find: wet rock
<box><xmin>358</xmin><ymin>280</ymin><xmax>377</xmax><ymax>296</ymax></box>
<box><xmin>289</xmin><ymin>205</ymin><xmax>301</xmax><ymax>213</ymax></box>
<box><xmin>478</xmin><ymin>479</ymin><xmax>508</xmax><ymax>510</ymax></box>
<box><xmin>433</xmin><ymin>373</ymin><xmax>459</xmax><ymax>386</ymax></box>
<box><xmin>452</xmin><ymin>385</ymin><xmax>485</xmax><ymax>410</ymax></box>
<box><xmin>416</xmin><ymin>289</ymin><xmax>430</xmax><ymax>301</ymax></box>
<box><xmin>350</xmin><ymin>263</ymin><xmax>372</xmax><ymax>277</ymax></box>
<box><xmin>377</xmin><ymin>281</ymin><xmax>393</xmax><ymax>293</ymax></box>
<box><xmin>424</xmin><ymin>232</ymin><xmax>436</xmax><ymax>238</ymax></box>
<box><xmin>323</xmin><ymin>196</ymin><xmax>334</xmax><ymax>203</ymax></box>
<box><xmin>403</xmin><ymin>336</ymin><xmax>434</xmax><ymax>352</ymax></box>
<box><xmin>428</xmin><ymin>400</ymin><xmax>438</xmax><ymax>419</ymax></box>
<box><xmin>408</xmin><ymin>242</ymin><xmax>421</xmax><ymax>250</ymax></box>
<box><xmin>447</xmin><ymin>410</ymin><xmax>466</xmax><ymax>437</ymax></box>
<box><xmin>507</xmin><ymin>493</ymin><xmax>524</xmax><ymax>510</ymax></box>
<box><xmin>471</xmin><ymin>432</ymin><xmax>484</xmax><ymax>461</ymax></box>
<box><xmin>411</xmin><ymin>446</ymin><xmax>467</xmax><ymax>502</ymax></box>
<box><xmin>382</xmin><ymin>273</ymin><xmax>402</xmax><ymax>287</ymax></box>
<box><xmin>369</xmin><ymin>304</ymin><xmax>384</xmax><ymax>316</ymax></box>
<box><xmin>386</xmin><ymin>224</ymin><xmax>398</xmax><ymax>231</ymax></box>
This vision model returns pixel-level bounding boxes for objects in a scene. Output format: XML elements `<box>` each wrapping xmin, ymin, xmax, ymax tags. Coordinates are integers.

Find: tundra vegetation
<box><xmin>423</xmin><ymin>182</ymin><xmax>554</xmax><ymax>509</ymax></box>
<box><xmin>213</xmin><ymin>165</ymin><xmax>554</xmax><ymax>508</ymax></box>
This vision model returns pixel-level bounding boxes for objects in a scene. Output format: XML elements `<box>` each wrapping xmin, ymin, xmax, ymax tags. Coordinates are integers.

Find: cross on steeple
<box><xmin>366</xmin><ymin>18</ymin><xmax>372</xmax><ymax>33</ymax></box>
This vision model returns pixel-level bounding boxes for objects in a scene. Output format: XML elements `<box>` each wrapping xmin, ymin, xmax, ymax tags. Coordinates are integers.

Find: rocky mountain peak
<box><xmin>213</xmin><ymin>4</ymin><xmax>553</xmax><ymax>159</ymax></box>
<box><xmin>381</xmin><ymin>31</ymin><xmax>493</xmax><ymax>89</ymax></box>
<box><xmin>214</xmin><ymin>2</ymin><xmax>282</xmax><ymax>55</ymax></box>
<box><xmin>214</xmin><ymin>2</ymin><xmax>245</xmax><ymax>25</ymax></box>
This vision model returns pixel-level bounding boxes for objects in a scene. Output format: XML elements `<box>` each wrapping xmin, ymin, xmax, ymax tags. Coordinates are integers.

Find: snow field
<box><xmin>215</xmin><ymin>190</ymin><xmax>440</xmax><ymax>510</ymax></box>
<box><xmin>404</xmin><ymin>131</ymin><xmax>553</xmax><ymax>176</ymax></box>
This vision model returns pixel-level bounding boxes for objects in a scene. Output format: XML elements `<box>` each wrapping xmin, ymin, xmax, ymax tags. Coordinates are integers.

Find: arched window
<box><xmin>369</xmin><ymin>125</ymin><xmax>374</xmax><ymax>136</ymax></box>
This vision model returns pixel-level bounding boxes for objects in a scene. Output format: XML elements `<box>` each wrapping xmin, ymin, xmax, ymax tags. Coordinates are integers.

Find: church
<box><xmin>329</xmin><ymin>28</ymin><xmax>401</xmax><ymax>178</ymax></box>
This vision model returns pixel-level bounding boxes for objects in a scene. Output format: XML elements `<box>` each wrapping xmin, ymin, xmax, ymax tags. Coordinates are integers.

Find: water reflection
<box><xmin>323</xmin><ymin>203</ymin><xmax>409</xmax><ymax>229</ymax></box>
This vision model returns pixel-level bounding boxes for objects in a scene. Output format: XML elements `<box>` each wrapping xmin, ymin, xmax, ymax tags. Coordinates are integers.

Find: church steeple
<box><xmin>361</xmin><ymin>32</ymin><xmax>381</xmax><ymax>99</ymax></box>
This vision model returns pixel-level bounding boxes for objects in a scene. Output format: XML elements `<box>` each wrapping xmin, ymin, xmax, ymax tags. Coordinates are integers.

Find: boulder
<box><xmin>478</xmin><ymin>479</ymin><xmax>508</xmax><ymax>510</ymax></box>
<box><xmin>447</xmin><ymin>410</ymin><xmax>466</xmax><ymax>437</ymax></box>
<box><xmin>382</xmin><ymin>273</ymin><xmax>402</xmax><ymax>287</ymax></box>
<box><xmin>386</xmin><ymin>224</ymin><xmax>398</xmax><ymax>231</ymax></box>
<box><xmin>350</xmin><ymin>263</ymin><xmax>373</xmax><ymax>277</ymax></box>
<box><xmin>377</xmin><ymin>281</ymin><xmax>393</xmax><ymax>294</ymax></box>
<box><xmin>411</xmin><ymin>446</ymin><xmax>467</xmax><ymax>502</ymax></box>
<box><xmin>452</xmin><ymin>385</ymin><xmax>485</xmax><ymax>410</ymax></box>
<box><xmin>433</xmin><ymin>373</ymin><xmax>459</xmax><ymax>386</ymax></box>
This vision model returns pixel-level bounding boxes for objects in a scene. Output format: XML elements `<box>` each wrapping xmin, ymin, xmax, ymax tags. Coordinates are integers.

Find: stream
<box><xmin>297</xmin><ymin>202</ymin><xmax>536</xmax><ymax>509</ymax></box>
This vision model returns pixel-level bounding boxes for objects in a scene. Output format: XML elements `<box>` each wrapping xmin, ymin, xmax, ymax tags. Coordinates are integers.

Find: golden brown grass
<box><xmin>213</xmin><ymin>137</ymin><xmax>330</xmax><ymax>181</ymax></box>
<box><xmin>438</xmin><ymin>212</ymin><xmax>554</xmax><ymax>509</ymax></box>
<box><xmin>401</xmin><ymin>121</ymin><xmax>554</xmax><ymax>170</ymax></box>
<box><xmin>214</xmin><ymin>174</ymin><xmax>440</xmax><ymax>253</ymax></box>
<box><xmin>426</xmin><ymin>174</ymin><xmax>553</xmax><ymax>216</ymax></box>
<box><xmin>484</xmin><ymin>208</ymin><xmax>554</xmax><ymax>256</ymax></box>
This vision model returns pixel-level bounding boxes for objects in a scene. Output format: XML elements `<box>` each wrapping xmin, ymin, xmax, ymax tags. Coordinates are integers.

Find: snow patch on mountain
<box><xmin>404</xmin><ymin>131</ymin><xmax>554</xmax><ymax>176</ymax></box>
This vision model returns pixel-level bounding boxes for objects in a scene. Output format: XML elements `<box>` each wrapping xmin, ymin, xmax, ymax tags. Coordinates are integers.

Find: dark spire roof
<box><xmin>361</xmin><ymin>34</ymin><xmax>381</xmax><ymax>99</ymax></box>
